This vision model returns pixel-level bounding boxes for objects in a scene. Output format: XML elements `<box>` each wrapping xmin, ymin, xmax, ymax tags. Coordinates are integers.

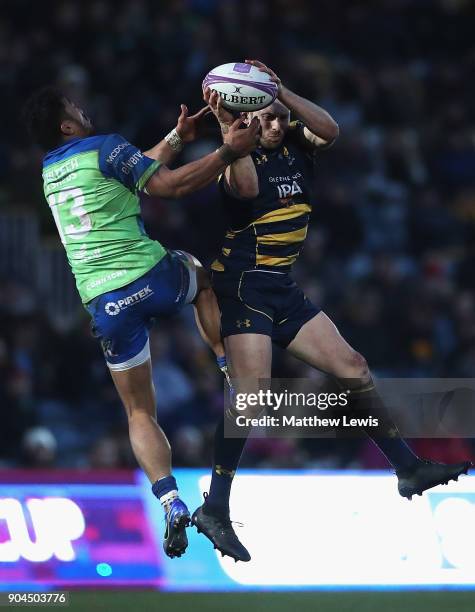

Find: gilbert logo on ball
<box><xmin>203</xmin><ymin>62</ymin><xmax>278</xmax><ymax>112</ymax></box>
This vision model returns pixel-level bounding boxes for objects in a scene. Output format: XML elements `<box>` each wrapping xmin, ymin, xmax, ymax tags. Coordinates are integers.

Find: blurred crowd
<box><xmin>1</xmin><ymin>0</ymin><xmax>475</xmax><ymax>470</ymax></box>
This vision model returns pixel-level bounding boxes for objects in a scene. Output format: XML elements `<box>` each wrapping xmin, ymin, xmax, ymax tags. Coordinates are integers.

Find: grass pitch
<box><xmin>64</xmin><ymin>590</ymin><xmax>475</xmax><ymax>612</ymax></box>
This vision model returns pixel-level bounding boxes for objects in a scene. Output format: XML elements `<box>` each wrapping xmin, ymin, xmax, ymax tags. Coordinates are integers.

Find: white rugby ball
<box><xmin>202</xmin><ymin>62</ymin><xmax>278</xmax><ymax>112</ymax></box>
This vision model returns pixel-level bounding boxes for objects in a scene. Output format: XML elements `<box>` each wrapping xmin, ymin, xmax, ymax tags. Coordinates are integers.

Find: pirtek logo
<box><xmin>236</xmin><ymin>319</ymin><xmax>251</xmax><ymax>328</ymax></box>
<box><xmin>104</xmin><ymin>285</ymin><xmax>153</xmax><ymax>316</ymax></box>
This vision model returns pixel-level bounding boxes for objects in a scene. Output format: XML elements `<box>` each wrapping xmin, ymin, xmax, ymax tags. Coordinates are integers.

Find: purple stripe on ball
<box><xmin>202</xmin><ymin>74</ymin><xmax>278</xmax><ymax>98</ymax></box>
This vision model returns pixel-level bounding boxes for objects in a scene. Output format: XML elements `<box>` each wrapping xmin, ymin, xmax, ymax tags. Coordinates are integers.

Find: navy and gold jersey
<box><xmin>211</xmin><ymin>121</ymin><xmax>316</xmax><ymax>274</ymax></box>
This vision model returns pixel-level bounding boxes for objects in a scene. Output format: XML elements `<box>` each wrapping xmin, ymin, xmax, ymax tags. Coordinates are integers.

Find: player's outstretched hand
<box><xmin>203</xmin><ymin>88</ymin><xmax>235</xmax><ymax>131</ymax></box>
<box><xmin>223</xmin><ymin>116</ymin><xmax>260</xmax><ymax>157</ymax></box>
<box><xmin>245</xmin><ymin>59</ymin><xmax>283</xmax><ymax>94</ymax></box>
<box><xmin>175</xmin><ymin>104</ymin><xmax>211</xmax><ymax>143</ymax></box>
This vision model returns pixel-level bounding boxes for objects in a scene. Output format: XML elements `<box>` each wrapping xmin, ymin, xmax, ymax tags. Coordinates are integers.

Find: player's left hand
<box><xmin>204</xmin><ymin>88</ymin><xmax>237</xmax><ymax>135</ymax></box>
<box><xmin>245</xmin><ymin>59</ymin><xmax>283</xmax><ymax>94</ymax></box>
<box><xmin>175</xmin><ymin>104</ymin><xmax>211</xmax><ymax>143</ymax></box>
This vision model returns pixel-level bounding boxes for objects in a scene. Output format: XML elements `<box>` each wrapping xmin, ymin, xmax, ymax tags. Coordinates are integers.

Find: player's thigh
<box><xmin>110</xmin><ymin>359</ymin><xmax>156</xmax><ymax>419</ymax></box>
<box><xmin>225</xmin><ymin>332</ymin><xmax>272</xmax><ymax>417</ymax></box>
<box><xmin>85</xmin><ymin>287</ymin><xmax>156</xmax><ymax>416</ymax></box>
<box><xmin>213</xmin><ymin>270</ymin><xmax>275</xmax><ymax>358</ymax></box>
<box><xmin>286</xmin><ymin>311</ymin><xmax>369</xmax><ymax>379</ymax></box>
<box><xmin>213</xmin><ymin>269</ymin><xmax>273</xmax><ymax>388</ymax></box>
<box><xmin>225</xmin><ymin>333</ymin><xmax>273</xmax><ymax>379</ymax></box>
<box><xmin>169</xmin><ymin>249</ymin><xmax>209</xmax><ymax>303</ymax></box>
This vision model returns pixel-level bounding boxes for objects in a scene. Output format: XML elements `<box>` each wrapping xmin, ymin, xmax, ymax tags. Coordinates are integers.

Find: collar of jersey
<box><xmin>43</xmin><ymin>134</ymin><xmax>105</xmax><ymax>168</ymax></box>
<box><xmin>257</xmin><ymin>144</ymin><xmax>283</xmax><ymax>155</ymax></box>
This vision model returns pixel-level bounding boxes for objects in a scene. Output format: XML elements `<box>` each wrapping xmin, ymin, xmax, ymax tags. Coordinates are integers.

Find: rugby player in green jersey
<box><xmin>24</xmin><ymin>86</ymin><xmax>260</xmax><ymax>558</ymax></box>
<box><xmin>192</xmin><ymin>61</ymin><xmax>473</xmax><ymax>562</ymax></box>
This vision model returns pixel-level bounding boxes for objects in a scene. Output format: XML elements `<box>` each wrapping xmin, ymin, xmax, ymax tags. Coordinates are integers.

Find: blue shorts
<box><xmin>85</xmin><ymin>250</ymin><xmax>199</xmax><ymax>371</ymax></box>
<box><xmin>212</xmin><ymin>270</ymin><xmax>320</xmax><ymax>348</ymax></box>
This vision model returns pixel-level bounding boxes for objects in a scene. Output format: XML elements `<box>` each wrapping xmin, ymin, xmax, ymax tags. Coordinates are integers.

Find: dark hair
<box><xmin>23</xmin><ymin>87</ymin><xmax>69</xmax><ymax>150</ymax></box>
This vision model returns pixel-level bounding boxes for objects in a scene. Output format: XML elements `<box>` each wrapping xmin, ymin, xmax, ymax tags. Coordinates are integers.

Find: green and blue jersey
<box><xmin>42</xmin><ymin>134</ymin><xmax>166</xmax><ymax>303</ymax></box>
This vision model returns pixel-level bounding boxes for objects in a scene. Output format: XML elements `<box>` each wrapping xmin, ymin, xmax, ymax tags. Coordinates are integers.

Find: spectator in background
<box><xmin>1</xmin><ymin>0</ymin><xmax>475</xmax><ymax>469</ymax></box>
<box><xmin>21</xmin><ymin>427</ymin><xmax>57</xmax><ymax>468</ymax></box>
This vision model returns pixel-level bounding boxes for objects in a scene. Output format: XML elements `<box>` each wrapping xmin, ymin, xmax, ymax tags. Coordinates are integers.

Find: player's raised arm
<box><xmin>245</xmin><ymin>59</ymin><xmax>339</xmax><ymax>148</ymax></box>
<box><xmin>143</xmin><ymin>104</ymin><xmax>210</xmax><ymax>166</ymax></box>
<box><xmin>145</xmin><ymin>116</ymin><xmax>260</xmax><ymax>198</ymax></box>
<box><xmin>204</xmin><ymin>88</ymin><xmax>259</xmax><ymax>199</ymax></box>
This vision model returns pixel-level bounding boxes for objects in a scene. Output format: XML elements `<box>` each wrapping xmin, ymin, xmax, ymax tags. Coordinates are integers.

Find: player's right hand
<box><xmin>223</xmin><ymin>116</ymin><xmax>260</xmax><ymax>157</ymax></box>
<box><xmin>245</xmin><ymin>59</ymin><xmax>283</xmax><ymax>94</ymax></box>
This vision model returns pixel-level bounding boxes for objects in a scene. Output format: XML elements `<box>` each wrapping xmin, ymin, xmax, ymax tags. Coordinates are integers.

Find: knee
<box><xmin>233</xmin><ymin>403</ymin><xmax>264</xmax><ymax>420</ymax></box>
<box><xmin>233</xmin><ymin>382</ymin><xmax>270</xmax><ymax>419</ymax></box>
<box><xmin>196</xmin><ymin>263</ymin><xmax>211</xmax><ymax>291</ymax></box>
<box><xmin>343</xmin><ymin>351</ymin><xmax>369</xmax><ymax>380</ymax></box>
<box><xmin>124</xmin><ymin>401</ymin><xmax>156</xmax><ymax>422</ymax></box>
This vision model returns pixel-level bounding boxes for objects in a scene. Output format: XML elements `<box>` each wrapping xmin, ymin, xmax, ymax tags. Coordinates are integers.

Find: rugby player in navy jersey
<box><xmin>192</xmin><ymin>60</ymin><xmax>472</xmax><ymax>562</ymax></box>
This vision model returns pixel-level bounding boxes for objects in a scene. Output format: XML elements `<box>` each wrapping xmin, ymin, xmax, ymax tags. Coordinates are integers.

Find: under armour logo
<box><xmin>280</xmin><ymin>146</ymin><xmax>295</xmax><ymax>166</ymax></box>
<box><xmin>256</xmin><ymin>154</ymin><xmax>268</xmax><ymax>165</ymax></box>
<box><xmin>215</xmin><ymin>465</ymin><xmax>236</xmax><ymax>478</ymax></box>
<box><xmin>236</xmin><ymin>319</ymin><xmax>251</xmax><ymax>328</ymax></box>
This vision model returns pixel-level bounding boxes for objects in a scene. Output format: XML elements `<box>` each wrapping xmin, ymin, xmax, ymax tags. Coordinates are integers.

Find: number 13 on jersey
<box><xmin>48</xmin><ymin>187</ymin><xmax>92</xmax><ymax>244</ymax></box>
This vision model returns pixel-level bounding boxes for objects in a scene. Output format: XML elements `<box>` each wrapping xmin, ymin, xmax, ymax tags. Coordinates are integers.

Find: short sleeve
<box><xmin>287</xmin><ymin>120</ymin><xmax>318</xmax><ymax>156</ymax></box>
<box><xmin>98</xmin><ymin>133</ymin><xmax>160</xmax><ymax>193</ymax></box>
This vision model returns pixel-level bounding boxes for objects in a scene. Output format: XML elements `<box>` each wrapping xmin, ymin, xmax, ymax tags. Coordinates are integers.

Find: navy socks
<box><xmin>206</xmin><ymin>409</ymin><xmax>249</xmax><ymax>515</ymax></box>
<box><xmin>346</xmin><ymin>380</ymin><xmax>419</xmax><ymax>472</ymax></box>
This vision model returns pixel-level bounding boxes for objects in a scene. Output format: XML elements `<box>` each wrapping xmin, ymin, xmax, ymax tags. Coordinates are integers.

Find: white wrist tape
<box><xmin>165</xmin><ymin>128</ymin><xmax>184</xmax><ymax>152</ymax></box>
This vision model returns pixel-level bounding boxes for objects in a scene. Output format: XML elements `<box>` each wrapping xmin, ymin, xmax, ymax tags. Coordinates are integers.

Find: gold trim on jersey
<box><xmin>224</xmin><ymin>203</ymin><xmax>311</xmax><ymax>237</ymax></box>
<box><xmin>253</xmin><ymin>203</ymin><xmax>312</xmax><ymax>225</ymax></box>
<box><xmin>211</xmin><ymin>259</ymin><xmax>225</xmax><ymax>271</ymax></box>
<box><xmin>255</xmin><ymin>254</ymin><xmax>299</xmax><ymax>267</ymax></box>
<box><xmin>256</xmin><ymin>226</ymin><xmax>308</xmax><ymax>245</ymax></box>
<box><xmin>215</xmin><ymin>203</ymin><xmax>311</xmax><ymax>272</ymax></box>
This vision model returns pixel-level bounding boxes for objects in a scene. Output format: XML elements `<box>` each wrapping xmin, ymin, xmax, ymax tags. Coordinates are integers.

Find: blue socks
<box><xmin>152</xmin><ymin>475</ymin><xmax>179</xmax><ymax>512</ymax></box>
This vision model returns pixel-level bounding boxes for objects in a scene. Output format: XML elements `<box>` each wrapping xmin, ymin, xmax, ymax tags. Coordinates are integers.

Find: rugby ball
<box><xmin>202</xmin><ymin>62</ymin><xmax>278</xmax><ymax>112</ymax></box>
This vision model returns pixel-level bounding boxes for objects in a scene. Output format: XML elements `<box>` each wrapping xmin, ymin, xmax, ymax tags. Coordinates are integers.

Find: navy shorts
<box><xmin>85</xmin><ymin>250</ymin><xmax>199</xmax><ymax>370</ymax></box>
<box><xmin>212</xmin><ymin>270</ymin><xmax>320</xmax><ymax>348</ymax></box>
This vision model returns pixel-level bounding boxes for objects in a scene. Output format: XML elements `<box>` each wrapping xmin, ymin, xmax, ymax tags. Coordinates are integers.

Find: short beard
<box><xmin>260</xmin><ymin>137</ymin><xmax>283</xmax><ymax>149</ymax></box>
